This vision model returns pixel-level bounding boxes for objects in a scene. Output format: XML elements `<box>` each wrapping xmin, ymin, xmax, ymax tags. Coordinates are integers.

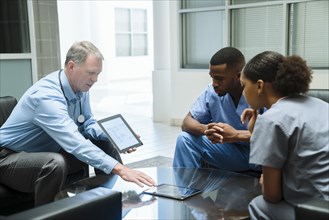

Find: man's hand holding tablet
<box><xmin>97</xmin><ymin>114</ymin><xmax>143</xmax><ymax>153</ymax></box>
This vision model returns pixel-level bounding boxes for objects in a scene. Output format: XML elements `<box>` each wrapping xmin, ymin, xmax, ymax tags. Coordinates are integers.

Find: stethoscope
<box><xmin>58</xmin><ymin>70</ymin><xmax>85</xmax><ymax>124</ymax></box>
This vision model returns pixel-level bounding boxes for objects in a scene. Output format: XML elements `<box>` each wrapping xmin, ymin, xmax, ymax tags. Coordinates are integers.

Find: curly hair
<box><xmin>243</xmin><ymin>51</ymin><xmax>312</xmax><ymax>96</ymax></box>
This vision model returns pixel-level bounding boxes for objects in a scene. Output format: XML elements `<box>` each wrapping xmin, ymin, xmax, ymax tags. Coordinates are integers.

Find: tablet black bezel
<box><xmin>97</xmin><ymin>114</ymin><xmax>143</xmax><ymax>153</ymax></box>
<box><xmin>142</xmin><ymin>183</ymin><xmax>202</xmax><ymax>201</ymax></box>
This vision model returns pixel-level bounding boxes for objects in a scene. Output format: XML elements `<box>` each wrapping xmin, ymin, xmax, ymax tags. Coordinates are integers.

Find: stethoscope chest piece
<box><xmin>77</xmin><ymin>114</ymin><xmax>85</xmax><ymax>124</ymax></box>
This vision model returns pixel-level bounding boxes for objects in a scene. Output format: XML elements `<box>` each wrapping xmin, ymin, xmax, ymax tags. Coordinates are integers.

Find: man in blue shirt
<box><xmin>173</xmin><ymin>47</ymin><xmax>259</xmax><ymax>171</ymax></box>
<box><xmin>0</xmin><ymin>41</ymin><xmax>155</xmax><ymax>206</ymax></box>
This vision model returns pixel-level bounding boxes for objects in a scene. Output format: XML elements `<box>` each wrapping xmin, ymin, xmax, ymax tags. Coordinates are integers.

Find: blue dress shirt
<box><xmin>0</xmin><ymin>70</ymin><xmax>118</xmax><ymax>174</ymax></box>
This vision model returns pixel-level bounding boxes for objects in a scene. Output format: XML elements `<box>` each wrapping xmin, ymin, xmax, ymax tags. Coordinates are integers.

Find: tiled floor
<box><xmin>118</xmin><ymin>115</ymin><xmax>181</xmax><ymax>164</ymax></box>
<box><xmin>89</xmin><ymin>77</ymin><xmax>182</xmax><ymax>165</ymax></box>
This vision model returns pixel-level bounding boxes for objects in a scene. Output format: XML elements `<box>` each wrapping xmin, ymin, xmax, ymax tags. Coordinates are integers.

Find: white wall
<box><xmin>152</xmin><ymin>1</ymin><xmax>210</xmax><ymax>124</ymax></box>
<box><xmin>168</xmin><ymin>1</ymin><xmax>212</xmax><ymax>125</ymax></box>
<box><xmin>57</xmin><ymin>0</ymin><xmax>153</xmax><ymax>86</ymax></box>
<box><xmin>152</xmin><ymin>0</ymin><xmax>171</xmax><ymax>122</ymax></box>
<box><xmin>57</xmin><ymin>1</ymin><xmax>91</xmax><ymax>63</ymax></box>
<box><xmin>310</xmin><ymin>70</ymin><xmax>329</xmax><ymax>89</ymax></box>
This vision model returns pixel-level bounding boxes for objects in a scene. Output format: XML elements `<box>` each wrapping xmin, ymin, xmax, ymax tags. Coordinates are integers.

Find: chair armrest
<box><xmin>1</xmin><ymin>187</ymin><xmax>122</xmax><ymax>220</ymax></box>
<box><xmin>295</xmin><ymin>198</ymin><xmax>329</xmax><ymax>220</ymax></box>
<box><xmin>0</xmin><ymin>96</ymin><xmax>17</xmax><ymax>127</ymax></box>
<box><xmin>305</xmin><ymin>89</ymin><xmax>329</xmax><ymax>103</ymax></box>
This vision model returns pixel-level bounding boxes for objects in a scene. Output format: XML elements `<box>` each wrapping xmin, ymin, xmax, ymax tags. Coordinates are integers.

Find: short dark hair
<box><xmin>210</xmin><ymin>47</ymin><xmax>245</xmax><ymax>68</ymax></box>
<box><xmin>243</xmin><ymin>51</ymin><xmax>313</xmax><ymax>96</ymax></box>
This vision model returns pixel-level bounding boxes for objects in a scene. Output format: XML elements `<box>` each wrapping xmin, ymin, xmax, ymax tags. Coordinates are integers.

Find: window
<box><xmin>231</xmin><ymin>0</ymin><xmax>280</xmax><ymax>4</ymax></box>
<box><xmin>231</xmin><ymin>5</ymin><xmax>283</xmax><ymax>61</ymax></box>
<box><xmin>182</xmin><ymin>10</ymin><xmax>225</xmax><ymax>69</ymax></box>
<box><xmin>288</xmin><ymin>1</ymin><xmax>329</xmax><ymax>68</ymax></box>
<box><xmin>181</xmin><ymin>0</ymin><xmax>225</xmax><ymax>9</ymax></box>
<box><xmin>180</xmin><ymin>1</ymin><xmax>225</xmax><ymax>69</ymax></box>
<box><xmin>115</xmin><ymin>8</ymin><xmax>148</xmax><ymax>57</ymax></box>
<box><xmin>0</xmin><ymin>0</ymin><xmax>30</xmax><ymax>53</ymax></box>
<box><xmin>179</xmin><ymin>0</ymin><xmax>329</xmax><ymax>69</ymax></box>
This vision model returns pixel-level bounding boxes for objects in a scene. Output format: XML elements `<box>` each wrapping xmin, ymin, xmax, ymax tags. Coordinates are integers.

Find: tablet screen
<box><xmin>143</xmin><ymin>184</ymin><xmax>201</xmax><ymax>200</ymax></box>
<box><xmin>97</xmin><ymin>114</ymin><xmax>143</xmax><ymax>153</ymax></box>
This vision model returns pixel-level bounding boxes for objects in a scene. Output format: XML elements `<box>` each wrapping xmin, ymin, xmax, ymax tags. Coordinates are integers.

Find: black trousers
<box><xmin>0</xmin><ymin>139</ymin><xmax>122</xmax><ymax>207</ymax></box>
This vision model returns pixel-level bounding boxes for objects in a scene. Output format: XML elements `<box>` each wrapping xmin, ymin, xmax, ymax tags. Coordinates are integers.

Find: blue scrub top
<box><xmin>190</xmin><ymin>84</ymin><xmax>250</xmax><ymax>145</ymax></box>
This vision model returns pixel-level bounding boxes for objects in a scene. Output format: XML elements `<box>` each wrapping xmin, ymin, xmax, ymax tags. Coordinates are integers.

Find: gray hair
<box><xmin>64</xmin><ymin>41</ymin><xmax>104</xmax><ymax>66</ymax></box>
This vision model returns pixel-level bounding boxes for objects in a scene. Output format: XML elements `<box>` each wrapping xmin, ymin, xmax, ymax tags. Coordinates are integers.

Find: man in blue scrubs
<box><xmin>0</xmin><ymin>41</ymin><xmax>155</xmax><ymax>207</ymax></box>
<box><xmin>173</xmin><ymin>47</ymin><xmax>259</xmax><ymax>171</ymax></box>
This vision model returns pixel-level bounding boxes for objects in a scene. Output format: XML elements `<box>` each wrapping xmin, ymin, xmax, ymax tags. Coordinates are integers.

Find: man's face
<box><xmin>69</xmin><ymin>54</ymin><xmax>102</xmax><ymax>93</ymax></box>
<box><xmin>209</xmin><ymin>63</ymin><xmax>241</xmax><ymax>96</ymax></box>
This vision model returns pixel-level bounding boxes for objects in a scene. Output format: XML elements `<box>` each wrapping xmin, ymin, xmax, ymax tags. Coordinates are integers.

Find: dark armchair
<box><xmin>0</xmin><ymin>96</ymin><xmax>35</xmax><ymax>214</ymax></box>
<box><xmin>0</xmin><ymin>96</ymin><xmax>17</xmax><ymax>129</ymax></box>
<box><xmin>0</xmin><ymin>96</ymin><xmax>89</xmax><ymax>215</ymax></box>
<box><xmin>295</xmin><ymin>198</ymin><xmax>329</xmax><ymax>220</ymax></box>
<box><xmin>0</xmin><ymin>187</ymin><xmax>122</xmax><ymax>220</ymax></box>
<box><xmin>305</xmin><ymin>89</ymin><xmax>329</xmax><ymax>103</ymax></box>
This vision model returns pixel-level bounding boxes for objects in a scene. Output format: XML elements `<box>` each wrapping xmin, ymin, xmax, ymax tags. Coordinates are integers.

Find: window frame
<box><xmin>0</xmin><ymin>0</ymin><xmax>38</xmax><ymax>83</ymax></box>
<box><xmin>115</xmin><ymin>7</ymin><xmax>148</xmax><ymax>57</ymax></box>
<box><xmin>178</xmin><ymin>0</ymin><xmax>328</xmax><ymax>70</ymax></box>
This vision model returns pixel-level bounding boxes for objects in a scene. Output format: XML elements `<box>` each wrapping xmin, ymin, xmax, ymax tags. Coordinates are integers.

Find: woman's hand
<box><xmin>241</xmin><ymin>109</ymin><xmax>258</xmax><ymax>133</ymax></box>
<box><xmin>259</xmin><ymin>174</ymin><xmax>263</xmax><ymax>187</ymax></box>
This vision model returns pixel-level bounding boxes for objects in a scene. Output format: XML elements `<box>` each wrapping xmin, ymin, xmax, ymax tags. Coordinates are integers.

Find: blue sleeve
<box><xmin>249</xmin><ymin>115</ymin><xmax>288</xmax><ymax>168</ymax></box>
<box><xmin>190</xmin><ymin>85</ymin><xmax>213</xmax><ymax>124</ymax></box>
<box><xmin>33</xmin><ymin>92</ymin><xmax>117</xmax><ymax>174</ymax></box>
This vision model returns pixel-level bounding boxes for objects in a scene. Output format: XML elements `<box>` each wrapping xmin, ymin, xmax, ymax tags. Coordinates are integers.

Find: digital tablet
<box><xmin>97</xmin><ymin>114</ymin><xmax>143</xmax><ymax>153</ymax></box>
<box><xmin>142</xmin><ymin>184</ymin><xmax>202</xmax><ymax>200</ymax></box>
